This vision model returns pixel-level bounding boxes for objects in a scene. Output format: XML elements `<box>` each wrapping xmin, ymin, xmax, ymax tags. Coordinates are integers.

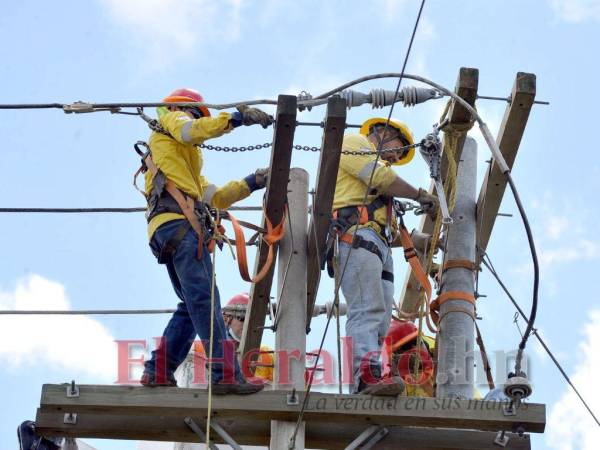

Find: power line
<box><xmin>482</xmin><ymin>253</ymin><xmax>600</xmax><ymax>427</ymax></box>
<box><xmin>288</xmin><ymin>1</ymin><xmax>427</xmax><ymax>448</ymax></box>
<box><xmin>0</xmin><ymin>309</ymin><xmax>175</xmax><ymax>315</ymax></box>
<box><xmin>0</xmin><ymin>206</ymin><xmax>262</xmax><ymax>214</ymax></box>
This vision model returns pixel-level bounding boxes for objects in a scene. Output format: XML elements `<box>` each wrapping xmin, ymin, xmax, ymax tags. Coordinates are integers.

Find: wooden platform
<box><xmin>37</xmin><ymin>384</ymin><xmax>543</xmax><ymax>448</ymax></box>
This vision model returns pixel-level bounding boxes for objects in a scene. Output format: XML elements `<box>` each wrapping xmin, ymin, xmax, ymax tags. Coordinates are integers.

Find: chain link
<box><xmin>200</xmin><ymin>142</ymin><xmax>421</xmax><ymax>155</ymax></box>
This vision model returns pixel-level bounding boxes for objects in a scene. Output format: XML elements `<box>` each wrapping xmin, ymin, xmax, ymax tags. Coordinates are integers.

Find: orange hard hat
<box><xmin>222</xmin><ymin>293</ymin><xmax>249</xmax><ymax>319</ymax></box>
<box><xmin>387</xmin><ymin>320</ymin><xmax>419</xmax><ymax>352</ymax></box>
<box><xmin>163</xmin><ymin>88</ymin><xmax>210</xmax><ymax>118</ymax></box>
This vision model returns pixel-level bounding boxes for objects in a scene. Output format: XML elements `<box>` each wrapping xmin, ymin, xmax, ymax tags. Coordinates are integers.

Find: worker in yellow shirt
<box><xmin>140</xmin><ymin>88</ymin><xmax>271</xmax><ymax>395</ymax></box>
<box><xmin>221</xmin><ymin>293</ymin><xmax>274</xmax><ymax>382</ymax></box>
<box><xmin>331</xmin><ymin>117</ymin><xmax>437</xmax><ymax>395</ymax></box>
<box><xmin>382</xmin><ymin>320</ymin><xmax>435</xmax><ymax>397</ymax></box>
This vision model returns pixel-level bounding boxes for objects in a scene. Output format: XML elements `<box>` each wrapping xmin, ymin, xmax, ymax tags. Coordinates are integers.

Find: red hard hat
<box><xmin>222</xmin><ymin>293</ymin><xmax>249</xmax><ymax>319</ymax></box>
<box><xmin>163</xmin><ymin>88</ymin><xmax>210</xmax><ymax>117</ymax></box>
<box><xmin>386</xmin><ymin>320</ymin><xmax>419</xmax><ymax>352</ymax></box>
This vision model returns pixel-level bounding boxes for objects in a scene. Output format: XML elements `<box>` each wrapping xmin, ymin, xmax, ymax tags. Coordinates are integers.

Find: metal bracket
<box><xmin>66</xmin><ymin>380</ymin><xmax>79</xmax><ymax>398</ymax></box>
<box><xmin>184</xmin><ymin>417</ymin><xmax>242</xmax><ymax>450</ymax></box>
<box><xmin>63</xmin><ymin>413</ymin><xmax>77</xmax><ymax>425</ymax></box>
<box><xmin>494</xmin><ymin>431</ymin><xmax>509</xmax><ymax>447</ymax></box>
<box><xmin>184</xmin><ymin>417</ymin><xmax>219</xmax><ymax>450</ymax></box>
<box><xmin>503</xmin><ymin>402</ymin><xmax>517</xmax><ymax>416</ymax></box>
<box><xmin>344</xmin><ymin>425</ymin><xmax>389</xmax><ymax>450</ymax></box>
<box><xmin>287</xmin><ymin>388</ymin><xmax>300</xmax><ymax>406</ymax></box>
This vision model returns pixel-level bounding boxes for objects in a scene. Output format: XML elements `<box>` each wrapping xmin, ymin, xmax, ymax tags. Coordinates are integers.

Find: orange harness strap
<box><xmin>144</xmin><ymin>153</ymin><xmax>285</xmax><ymax>282</ymax></box>
<box><xmin>397</xmin><ymin>225</ymin><xmax>439</xmax><ymax>334</ymax></box>
<box><xmin>144</xmin><ymin>155</ymin><xmax>206</xmax><ymax>259</ymax></box>
<box><xmin>430</xmin><ymin>290</ymin><xmax>476</xmax><ymax>325</ymax></box>
<box><xmin>226</xmin><ymin>207</ymin><xmax>286</xmax><ymax>284</ymax></box>
<box><xmin>442</xmin><ymin>259</ymin><xmax>478</xmax><ymax>273</ymax></box>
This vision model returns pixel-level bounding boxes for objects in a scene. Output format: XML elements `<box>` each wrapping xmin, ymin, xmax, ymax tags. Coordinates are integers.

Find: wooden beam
<box><xmin>39</xmin><ymin>384</ymin><xmax>545</xmax><ymax>433</ymax></box>
<box><xmin>476</xmin><ymin>73</ymin><xmax>536</xmax><ymax>262</ymax></box>
<box><xmin>306</xmin><ymin>95</ymin><xmax>346</xmax><ymax>330</ymax></box>
<box><xmin>37</xmin><ymin>409</ymin><xmax>531</xmax><ymax>449</ymax></box>
<box><xmin>240</xmin><ymin>95</ymin><xmax>297</xmax><ymax>360</ymax></box>
<box><xmin>399</xmin><ymin>67</ymin><xmax>479</xmax><ymax>315</ymax></box>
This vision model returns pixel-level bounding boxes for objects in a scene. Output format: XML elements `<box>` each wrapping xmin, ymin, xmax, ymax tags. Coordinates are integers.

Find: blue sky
<box><xmin>1</xmin><ymin>0</ymin><xmax>600</xmax><ymax>449</ymax></box>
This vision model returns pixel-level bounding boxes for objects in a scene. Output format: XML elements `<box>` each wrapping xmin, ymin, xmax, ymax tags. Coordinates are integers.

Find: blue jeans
<box><xmin>144</xmin><ymin>220</ymin><xmax>242</xmax><ymax>384</ymax></box>
<box><xmin>336</xmin><ymin>227</ymin><xmax>394</xmax><ymax>393</ymax></box>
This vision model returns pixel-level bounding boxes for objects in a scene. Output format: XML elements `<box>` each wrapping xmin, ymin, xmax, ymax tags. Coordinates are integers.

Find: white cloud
<box><xmin>0</xmin><ymin>275</ymin><xmax>117</xmax><ymax>381</ymax></box>
<box><xmin>100</xmin><ymin>0</ymin><xmax>244</xmax><ymax>63</ymax></box>
<box><xmin>550</xmin><ymin>0</ymin><xmax>600</xmax><ymax>23</ymax></box>
<box><xmin>547</xmin><ymin>310</ymin><xmax>600</xmax><ymax>450</ymax></box>
<box><xmin>546</xmin><ymin>215</ymin><xmax>570</xmax><ymax>240</ymax></box>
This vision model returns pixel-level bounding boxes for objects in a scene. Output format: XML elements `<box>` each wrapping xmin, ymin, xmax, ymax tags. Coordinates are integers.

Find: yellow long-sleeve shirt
<box><xmin>144</xmin><ymin>110</ymin><xmax>251</xmax><ymax>239</ymax></box>
<box><xmin>333</xmin><ymin>134</ymin><xmax>399</xmax><ymax>238</ymax></box>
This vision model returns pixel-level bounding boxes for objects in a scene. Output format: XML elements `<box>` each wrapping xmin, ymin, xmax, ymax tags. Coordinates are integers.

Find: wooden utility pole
<box><xmin>240</xmin><ymin>95</ymin><xmax>296</xmax><ymax>361</ymax></box>
<box><xmin>476</xmin><ymin>73</ymin><xmax>536</xmax><ymax>262</ymax></box>
<box><xmin>306</xmin><ymin>95</ymin><xmax>346</xmax><ymax>330</ymax></box>
<box><xmin>271</xmin><ymin>168</ymin><xmax>309</xmax><ymax>450</ymax></box>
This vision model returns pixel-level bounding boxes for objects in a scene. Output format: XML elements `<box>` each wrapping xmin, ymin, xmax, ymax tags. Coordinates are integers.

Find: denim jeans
<box><xmin>144</xmin><ymin>219</ymin><xmax>242</xmax><ymax>384</ymax></box>
<box><xmin>336</xmin><ymin>227</ymin><xmax>394</xmax><ymax>393</ymax></box>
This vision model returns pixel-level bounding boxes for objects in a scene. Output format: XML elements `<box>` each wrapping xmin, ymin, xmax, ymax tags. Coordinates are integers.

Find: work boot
<box><xmin>357</xmin><ymin>364</ymin><xmax>405</xmax><ymax>396</ymax></box>
<box><xmin>140</xmin><ymin>371</ymin><xmax>177</xmax><ymax>387</ymax></box>
<box><xmin>211</xmin><ymin>376</ymin><xmax>266</xmax><ymax>395</ymax></box>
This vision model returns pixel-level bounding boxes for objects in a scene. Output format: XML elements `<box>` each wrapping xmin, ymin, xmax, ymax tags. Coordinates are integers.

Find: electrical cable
<box><xmin>482</xmin><ymin>253</ymin><xmax>600</xmax><ymax>427</ymax></box>
<box><xmin>0</xmin><ymin>206</ymin><xmax>261</xmax><ymax>213</ymax></box>
<box><xmin>0</xmin><ymin>309</ymin><xmax>175</xmax><ymax>315</ymax></box>
<box><xmin>287</xmin><ymin>1</ymin><xmax>426</xmax><ymax>447</ymax></box>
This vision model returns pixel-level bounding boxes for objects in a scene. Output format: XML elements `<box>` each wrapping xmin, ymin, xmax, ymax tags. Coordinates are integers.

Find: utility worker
<box><xmin>332</xmin><ymin>117</ymin><xmax>438</xmax><ymax>395</ymax></box>
<box><xmin>382</xmin><ymin>320</ymin><xmax>435</xmax><ymax>397</ymax></box>
<box><xmin>141</xmin><ymin>88</ymin><xmax>272</xmax><ymax>395</ymax></box>
<box><xmin>221</xmin><ymin>293</ymin><xmax>274</xmax><ymax>382</ymax></box>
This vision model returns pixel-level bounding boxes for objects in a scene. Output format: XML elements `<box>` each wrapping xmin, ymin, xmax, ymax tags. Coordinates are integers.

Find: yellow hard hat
<box><xmin>360</xmin><ymin>117</ymin><xmax>415</xmax><ymax>166</ymax></box>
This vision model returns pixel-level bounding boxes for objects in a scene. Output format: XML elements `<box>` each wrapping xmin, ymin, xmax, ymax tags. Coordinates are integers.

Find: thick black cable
<box><xmin>287</xmin><ymin>1</ymin><xmax>426</xmax><ymax>448</ymax></box>
<box><xmin>482</xmin><ymin>253</ymin><xmax>600</xmax><ymax>427</ymax></box>
<box><xmin>505</xmin><ymin>174</ymin><xmax>539</xmax><ymax>374</ymax></box>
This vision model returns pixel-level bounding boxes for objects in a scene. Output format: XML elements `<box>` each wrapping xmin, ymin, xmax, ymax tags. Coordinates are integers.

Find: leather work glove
<box><xmin>415</xmin><ymin>188</ymin><xmax>439</xmax><ymax>221</ymax></box>
<box><xmin>236</xmin><ymin>105</ymin><xmax>274</xmax><ymax>129</ymax></box>
<box><xmin>255</xmin><ymin>167</ymin><xmax>269</xmax><ymax>189</ymax></box>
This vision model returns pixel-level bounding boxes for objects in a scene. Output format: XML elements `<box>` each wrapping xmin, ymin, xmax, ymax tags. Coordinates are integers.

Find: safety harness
<box><xmin>132</xmin><ymin>112</ymin><xmax>285</xmax><ymax>283</ymax></box>
<box><xmin>325</xmin><ymin>196</ymin><xmax>394</xmax><ymax>281</ymax></box>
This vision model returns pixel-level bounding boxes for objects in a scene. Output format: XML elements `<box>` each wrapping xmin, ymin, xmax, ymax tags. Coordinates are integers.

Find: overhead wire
<box><xmin>482</xmin><ymin>253</ymin><xmax>600</xmax><ymax>427</ymax></box>
<box><xmin>0</xmin><ymin>206</ymin><xmax>261</xmax><ymax>213</ymax></box>
<box><xmin>287</xmin><ymin>1</ymin><xmax>426</xmax><ymax>447</ymax></box>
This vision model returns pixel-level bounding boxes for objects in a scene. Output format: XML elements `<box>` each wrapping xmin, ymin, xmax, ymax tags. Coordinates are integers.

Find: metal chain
<box><xmin>199</xmin><ymin>142</ymin><xmax>421</xmax><ymax>155</ymax></box>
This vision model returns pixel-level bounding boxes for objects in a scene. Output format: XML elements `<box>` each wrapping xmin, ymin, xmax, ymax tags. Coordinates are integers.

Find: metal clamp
<box><xmin>419</xmin><ymin>128</ymin><xmax>453</xmax><ymax>224</ymax></box>
<box><xmin>287</xmin><ymin>388</ymin><xmax>300</xmax><ymax>406</ymax></box>
<box><xmin>63</xmin><ymin>413</ymin><xmax>77</xmax><ymax>425</ymax></box>
<box><xmin>66</xmin><ymin>380</ymin><xmax>79</xmax><ymax>398</ymax></box>
<box><xmin>63</xmin><ymin>101</ymin><xmax>94</xmax><ymax>114</ymax></box>
<box><xmin>494</xmin><ymin>431</ymin><xmax>509</xmax><ymax>447</ymax></box>
<box><xmin>503</xmin><ymin>402</ymin><xmax>517</xmax><ymax>416</ymax></box>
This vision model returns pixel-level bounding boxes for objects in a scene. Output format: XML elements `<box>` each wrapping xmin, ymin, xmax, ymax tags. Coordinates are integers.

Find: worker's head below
<box><xmin>222</xmin><ymin>293</ymin><xmax>249</xmax><ymax>343</ymax></box>
<box><xmin>360</xmin><ymin>117</ymin><xmax>415</xmax><ymax>166</ymax></box>
<box><xmin>157</xmin><ymin>87</ymin><xmax>210</xmax><ymax>120</ymax></box>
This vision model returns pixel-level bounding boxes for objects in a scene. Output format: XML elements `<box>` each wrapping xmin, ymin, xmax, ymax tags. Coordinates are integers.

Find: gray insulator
<box><xmin>338</xmin><ymin>86</ymin><xmax>442</xmax><ymax>109</ymax></box>
<box><xmin>338</xmin><ymin>90</ymin><xmax>371</xmax><ymax>109</ymax></box>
